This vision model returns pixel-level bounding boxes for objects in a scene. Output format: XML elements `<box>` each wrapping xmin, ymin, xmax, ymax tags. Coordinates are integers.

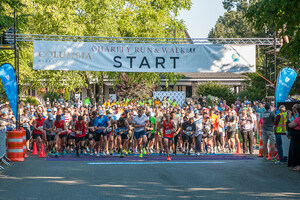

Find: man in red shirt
<box><xmin>32</xmin><ymin>113</ymin><xmax>45</xmax><ymax>153</ymax></box>
<box><xmin>159</xmin><ymin>114</ymin><xmax>176</xmax><ymax>161</ymax></box>
<box><xmin>72</xmin><ymin>116</ymin><xmax>86</xmax><ymax>157</ymax></box>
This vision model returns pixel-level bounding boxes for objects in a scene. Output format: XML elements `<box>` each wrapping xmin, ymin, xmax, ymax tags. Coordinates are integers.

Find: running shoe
<box><xmin>96</xmin><ymin>152</ymin><xmax>100</xmax><ymax>157</ymax></box>
<box><xmin>262</xmin><ymin>157</ymin><xmax>268</xmax><ymax>161</ymax></box>
<box><xmin>120</xmin><ymin>153</ymin><xmax>124</xmax><ymax>158</ymax></box>
<box><xmin>196</xmin><ymin>152</ymin><xmax>200</xmax><ymax>156</ymax></box>
<box><xmin>103</xmin><ymin>151</ymin><xmax>106</xmax><ymax>156</ymax></box>
<box><xmin>55</xmin><ymin>152</ymin><xmax>59</xmax><ymax>157</ymax></box>
<box><xmin>110</xmin><ymin>151</ymin><xmax>113</xmax><ymax>156</ymax></box>
<box><xmin>143</xmin><ymin>148</ymin><xmax>147</xmax><ymax>155</ymax></box>
<box><xmin>167</xmin><ymin>156</ymin><xmax>171</xmax><ymax>161</ymax></box>
<box><xmin>139</xmin><ymin>153</ymin><xmax>143</xmax><ymax>158</ymax></box>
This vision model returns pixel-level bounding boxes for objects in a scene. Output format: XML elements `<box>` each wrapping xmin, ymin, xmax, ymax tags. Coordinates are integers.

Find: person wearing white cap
<box><xmin>94</xmin><ymin>110</ymin><xmax>110</xmax><ymax>155</ymax></box>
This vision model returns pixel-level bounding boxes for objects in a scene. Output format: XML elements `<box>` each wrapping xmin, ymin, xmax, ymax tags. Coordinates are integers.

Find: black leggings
<box><xmin>241</xmin><ymin>131</ymin><xmax>253</xmax><ymax>154</ymax></box>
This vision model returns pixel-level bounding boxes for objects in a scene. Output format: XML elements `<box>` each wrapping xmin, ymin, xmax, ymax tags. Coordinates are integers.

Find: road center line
<box><xmin>87</xmin><ymin>161</ymin><xmax>227</xmax><ymax>165</ymax></box>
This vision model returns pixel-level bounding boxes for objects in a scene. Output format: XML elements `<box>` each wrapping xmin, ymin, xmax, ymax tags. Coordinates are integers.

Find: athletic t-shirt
<box><xmin>132</xmin><ymin>114</ymin><xmax>148</xmax><ymax>132</ymax></box>
<box><xmin>262</xmin><ymin>110</ymin><xmax>275</xmax><ymax>131</ymax></box>
<box><xmin>149</xmin><ymin>116</ymin><xmax>156</xmax><ymax>134</ymax></box>
<box><xmin>94</xmin><ymin>115</ymin><xmax>109</xmax><ymax>133</ymax></box>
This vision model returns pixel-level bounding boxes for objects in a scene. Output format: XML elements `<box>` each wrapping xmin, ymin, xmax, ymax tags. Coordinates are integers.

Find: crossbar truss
<box><xmin>5</xmin><ymin>33</ymin><xmax>281</xmax><ymax>46</ymax></box>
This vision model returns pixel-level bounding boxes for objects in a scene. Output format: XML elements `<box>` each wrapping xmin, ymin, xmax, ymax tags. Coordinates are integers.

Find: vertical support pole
<box><xmin>14</xmin><ymin>10</ymin><xmax>20</xmax><ymax>129</ymax></box>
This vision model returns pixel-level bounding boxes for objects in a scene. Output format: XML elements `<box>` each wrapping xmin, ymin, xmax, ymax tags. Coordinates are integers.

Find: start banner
<box><xmin>33</xmin><ymin>41</ymin><xmax>256</xmax><ymax>73</ymax></box>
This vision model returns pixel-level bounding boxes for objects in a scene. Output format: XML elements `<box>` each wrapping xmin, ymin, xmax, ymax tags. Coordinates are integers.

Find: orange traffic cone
<box><xmin>39</xmin><ymin>144</ymin><xmax>46</xmax><ymax>158</ymax></box>
<box><xmin>236</xmin><ymin>142</ymin><xmax>241</xmax><ymax>154</ymax></box>
<box><xmin>258</xmin><ymin>130</ymin><xmax>263</xmax><ymax>157</ymax></box>
<box><xmin>32</xmin><ymin>142</ymin><xmax>38</xmax><ymax>155</ymax></box>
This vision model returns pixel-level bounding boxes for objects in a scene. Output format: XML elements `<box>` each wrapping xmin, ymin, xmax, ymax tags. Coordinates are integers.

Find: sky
<box><xmin>178</xmin><ymin>0</ymin><xmax>226</xmax><ymax>38</ymax></box>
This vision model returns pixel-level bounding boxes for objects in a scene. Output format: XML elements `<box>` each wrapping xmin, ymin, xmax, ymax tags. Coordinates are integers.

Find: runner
<box><xmin>132</xmin><ymin>108</ymin><xmax>149</xmax><ymax>158</ymax></box>
<box><xmin>72</xmin><ymin>116</ymin><xmax>86</xmax><ymax>157</ymax></box>
<box><xmin>53</xmin><ymin>114</ymin><xmax>67</xmax><ymax>156</ymax></box>
<box><xmin>182</xmin><ymin>117</ymin><xmax>196</xmax><ymax>155</ymax></box>
<box><xmin>43</xmin><ymin>112</ymin><xmax>54</xmax><ymax>156</ymax></box>
<box><xmin>171</xmin><ymin>111</ymin><xmax>181</xmax><ymax>156</ymax></box>
<box><xmin>68</xmin><ymin>115</ymin><xmax>77</xmax><ymax>154</ymax></box>
<box><xmin>94</xmin><ymin>110</ymin><xmax>110</xmax><ymax>155</ymax></box>
<box><xmin>32</xmin><ymin>113</ymin><xmax>45</xmax><ymax>154</ymax></box>
<box><xmin>159</xmin><ymin>113</ymin><xmax>176</xmax><ymax>161</ymax></box>
<box><xmin>116</xmin><ymin>117</ymin><xmax>130</xmax><ymax>157</ymax></box>
<box><xmin>106</xmin><ymin>111</ymin><xmax>115</xmax><ymax>155</ymax></box>
<box><xmin>87</xmin><ymin>111</ymin><xmax>97</xmax><ymax>156</ymax></box>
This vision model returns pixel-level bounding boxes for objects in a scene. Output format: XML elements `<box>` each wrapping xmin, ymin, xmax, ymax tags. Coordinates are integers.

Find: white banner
<box><xmin>153</xmin><ymin>91</ymin><xmax>185</xmax><ymax>106</ymax></box>
<box><xmin>33</xmin><ymin>41</ymin><xmax>256</xmax><ymax>73</ymax></box>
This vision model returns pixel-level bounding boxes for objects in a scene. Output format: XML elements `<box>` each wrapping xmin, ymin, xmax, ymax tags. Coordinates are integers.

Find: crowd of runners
<box><xmin>1</xmin><ymin>95</ymin><xmax>299</xmax><ymax>164</ymax></box>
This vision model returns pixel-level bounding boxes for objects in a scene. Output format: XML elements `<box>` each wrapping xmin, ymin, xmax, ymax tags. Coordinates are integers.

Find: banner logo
<box><xmin>232</xmin><ymin>53</ymin><xmax>240</xmax><ymax>62</ymax></box>
<box><xmin>285</xmin><ymin>77</ymin><xmax>290</xmax><ymax>83</ymax></box>
<box><xmin>5</xmin><ymin>75</ymin><xmax>10</xmax><ymax>81</ymax></box>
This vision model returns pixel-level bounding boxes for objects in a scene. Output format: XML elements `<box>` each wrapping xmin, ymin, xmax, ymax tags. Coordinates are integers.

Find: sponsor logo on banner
<box><xmin>232</xmin><ymin>53</ymin><xmax>240</xmax><ymax>62</ymax></box>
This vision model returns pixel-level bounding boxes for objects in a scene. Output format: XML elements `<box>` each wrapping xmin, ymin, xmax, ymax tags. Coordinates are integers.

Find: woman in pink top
<box><xmin>288</xmin><ymin>104</ymin><xmax>300</xmax><ymax>171</ymax></box>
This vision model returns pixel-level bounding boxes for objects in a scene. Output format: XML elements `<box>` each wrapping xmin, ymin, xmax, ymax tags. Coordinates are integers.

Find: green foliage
<box><xmin>43</xmin><ymin>91</ymin><xmax>60</xmax><ymax>104</ymax></box>
<box><xmin>246</xmin><ymin>0</ymin><xmax>300</xmax><ymax>67</ymax></box>
<box><xmin>64</xmin><ymin>88</ymin><xmax>69</xmax><ymax>101</ymax></box>
<box><xmin>209</xmin><ymin>0</ymin><xmax>264</xmax><ymax>38</ymax></box>
<box><xmin>25</xmin><ymin>96</ymin><xmax>39</xmax><ymax>106</ymax></box>
<box><xmin>0</xmin><ymin>0</ymin><xmax>192</xmax><ymax>99</ymax></box>
<box><xmin>196</xmin><ymin>82</ymin><xmax>236</xmax><ymax>104</ymax></box>
<box><xmin>206</xmin><ymin>96</ymin><xmax>213</xmax><ymax>108</ymax></box>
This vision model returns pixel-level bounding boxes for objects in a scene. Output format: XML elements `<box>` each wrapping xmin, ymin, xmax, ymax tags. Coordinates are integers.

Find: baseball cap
<box><xmin>98</xmin><ymin>110</ymin><xmax>104</xmax><ymax>115</ymax></box>
<box><xmin>72</xmin><ymin>114</ymin><xmax>77</xmax><ymax>118</ymax></box>
<box><xmin>48</xmin><ymin>113</ymin><xmax>54</xmax><ymax>120</ymax></box>
<box><xmin>107</xmin><ymin>113</ymin><xmax>112</xmax><ymax>117</ymax></box>
<box><xmin>194</xmin><ymin>110</ymin><xmax>199</xmax><ymax>114</ymax></box>
<box><xmin>47</xmin><ymin>108</ymin><xmax>52</xmax><ymax>112</ymax></box>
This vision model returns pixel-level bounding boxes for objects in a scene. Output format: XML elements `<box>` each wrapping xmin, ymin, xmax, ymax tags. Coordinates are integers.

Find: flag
<box><xmin>275</xmin><ymin>67</ymin><xmax>298</xmax><ymax>106</ymax></box>
<box><xmin>0</xmin><ymin>63</ymin><xmax>17</xmax><ymax>118</ymax></box>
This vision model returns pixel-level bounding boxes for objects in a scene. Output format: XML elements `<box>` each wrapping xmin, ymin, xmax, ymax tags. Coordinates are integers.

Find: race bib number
<box><xmin>186</xmin><ymin>131</ymin><xmax>191</xmax><ymax>136</ymax></box>
<box><xmin>38</xmin><ymin>126</ymin><xmax>43</xmax><ymax>130</ymax></box>
<box><xmin>78</xmin><ymin>131</ymin><xmax>82</xmax><ymax>135</ymax></box>
<box><xmin>23</xmin><ymin>123</ymin><xmax>29</xmax><ymax>128</ymax></box>
<box><xmin>244</xmin><ymin>124</ymin><xmax>251</xmax><ymax>130</ymax></box>
<box><xmin>165</xmin><ymin>129</ymin><xmax>171</xmax><ymax>135</ymax></box>
<box><xmin>57</xmin><ymin>128</ymin><xmax>63</xmax><ymax>132</ymax></box>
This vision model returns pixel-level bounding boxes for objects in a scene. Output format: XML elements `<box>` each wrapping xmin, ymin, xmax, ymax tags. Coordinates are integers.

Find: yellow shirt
<box><xmin>154</xmin><ymin>100</ymin><xmax>161</xmax><ymax>107</ymax></box>
<box><xmin>104</xmin><ymin>102</ymin><xmax>111</xmax><ymax>108</ymax></box>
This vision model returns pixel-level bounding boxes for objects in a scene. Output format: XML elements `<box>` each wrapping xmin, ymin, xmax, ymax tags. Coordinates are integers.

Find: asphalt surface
<box><xmin>0</xmin><ymin>154</ymin><xmax>300</xmax><ymax>200</ymax></box>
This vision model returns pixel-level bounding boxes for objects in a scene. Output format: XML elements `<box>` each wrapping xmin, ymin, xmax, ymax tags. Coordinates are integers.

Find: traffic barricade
<box><xmin>7</xmin><ymin>130</ymin><xmax>24</xmax><ymax>162</ymax></box>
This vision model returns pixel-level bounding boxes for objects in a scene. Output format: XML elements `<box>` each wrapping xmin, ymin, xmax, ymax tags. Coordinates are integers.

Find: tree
<box><xmin>246</xmin><ymin>0</ymin><xmax>300</xmax><ymax>67</ymax></box>
<box><xmin>195</xmin><ymin>82</ymin><xmax>236</xmax><ymax>104</ymax></box>
<box><xmin>0</xmin><ymin>0</ymin><xmax>192</xmax><ymax>101</ymax></box>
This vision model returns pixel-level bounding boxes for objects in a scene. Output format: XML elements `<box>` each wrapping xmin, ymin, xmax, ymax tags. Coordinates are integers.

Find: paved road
<box><xmin>0</xmin><ymin>155</ymin><xmax>300</xmax><ymax>200</ymax></box>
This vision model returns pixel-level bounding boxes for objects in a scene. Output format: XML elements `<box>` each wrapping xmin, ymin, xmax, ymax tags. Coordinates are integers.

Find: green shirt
<box><xmin>172</xmin><ymin>101</ymin><xmax>177</xmax><ymax>107</ymax></box>
<box><xmin>84</xmin><ymin>98</ymin><xmax>90</xmax><ymax>105</ymax></box>
<box><xmin>149</xmin><ymin>116</ymin><xmax>156</xmax><ymax>134</ymax></box>
<box><xmin>148</xmin><ymin>99</ymin><xmax>153</xmax><ymax>106</ymax></box>
<box><xmin>168</xmin><ymin>99</ymin><xmax>171</xmax><ymax>106</ymax></box>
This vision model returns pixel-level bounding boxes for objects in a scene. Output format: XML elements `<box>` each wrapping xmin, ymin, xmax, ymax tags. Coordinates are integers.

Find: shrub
<box><xmin>196</xmin><ymin>82</ymin><xmax>236</xmax><ymax>104</ymax></box>
<box><xmin>43</xmin><ymin>91</ymin><xmax>60</xmax><ymax>103</ymax></box>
